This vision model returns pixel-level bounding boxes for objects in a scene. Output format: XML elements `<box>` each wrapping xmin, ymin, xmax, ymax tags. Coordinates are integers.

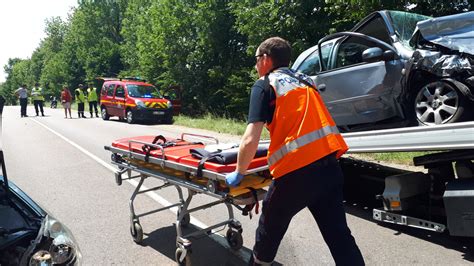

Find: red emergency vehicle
<box><xmin>100</xmin><ymin>78</ymin><xmax>173</xmax><ymax>124</ymax></box>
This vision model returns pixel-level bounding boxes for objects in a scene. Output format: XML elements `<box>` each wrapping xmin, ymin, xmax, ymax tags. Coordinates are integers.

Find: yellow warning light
<box><xmin>390</xmin><ymin>201</ymin><xmax>401</xmax><ymax>208</ymax></box>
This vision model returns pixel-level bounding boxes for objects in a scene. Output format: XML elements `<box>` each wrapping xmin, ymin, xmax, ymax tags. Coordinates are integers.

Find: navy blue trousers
<box><xmin>253</xmin><ymin>153</ymin><xmax>364</xmax><ymax>265</ymax></box>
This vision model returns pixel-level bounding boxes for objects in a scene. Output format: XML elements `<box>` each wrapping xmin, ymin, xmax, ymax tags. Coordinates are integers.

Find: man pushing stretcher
<box><xmin>225</xmin><ymin>37</ymin><xmax>365</xmax><ymax>266</ymax></box>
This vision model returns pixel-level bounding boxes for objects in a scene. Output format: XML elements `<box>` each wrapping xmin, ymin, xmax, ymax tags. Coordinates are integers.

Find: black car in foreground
<box><xmin>0</xmin><ymin>150</ymin><xmax>82</xmax><ymax>265</ymax></box>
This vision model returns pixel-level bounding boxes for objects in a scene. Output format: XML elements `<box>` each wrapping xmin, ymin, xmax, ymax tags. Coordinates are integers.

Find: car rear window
<box><xmin>127</xmin><ymin>84</ymin><xmax>163</xmax><ymax>99</ymax></box>
<box><xmin>106</xmin><ymin>84</ymin><xmax>115</xmax><ymax>96</ymax></box>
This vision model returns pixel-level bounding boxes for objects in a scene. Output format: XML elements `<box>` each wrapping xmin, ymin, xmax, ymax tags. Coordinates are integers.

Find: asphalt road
<box><xmin>2</xmin><ymin>105</ymin><xmax>474</xmax><ymax>265</ymax></box>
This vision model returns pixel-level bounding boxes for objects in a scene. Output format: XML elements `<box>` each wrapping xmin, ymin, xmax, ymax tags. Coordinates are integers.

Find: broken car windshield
<box><xmin>388</xmin><ymin>11</ymin><xmax>432</xmax><ymax>48</ymax></box>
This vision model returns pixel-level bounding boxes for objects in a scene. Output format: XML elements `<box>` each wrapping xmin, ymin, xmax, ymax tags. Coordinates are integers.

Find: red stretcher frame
<box><xmin>104</xmin><ymin>133</ymin><xmax>271</xmax><ymax>264</ymax></box>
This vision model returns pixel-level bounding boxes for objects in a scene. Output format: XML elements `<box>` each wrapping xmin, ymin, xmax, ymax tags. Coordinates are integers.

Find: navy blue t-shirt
<box><xmin>247</xmin><ymin>78</ymin><xmax>275</xmax><ymax>124</ymax></box>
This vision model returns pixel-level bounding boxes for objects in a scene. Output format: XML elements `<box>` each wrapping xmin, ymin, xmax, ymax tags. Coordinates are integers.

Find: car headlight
<box><xmin>166</xmin><ymin>100</ymin><xmax>173</xmax><ymax>108</ymax></box>
<box><xmin>30</xmin><ymin>215</ymin><xmax>82</xmax><ymax>265</ymax></box>
<box><xmin>135</xmin><ymin>100</ymin><xmax>146</xmax><ymax>109</ymax></box>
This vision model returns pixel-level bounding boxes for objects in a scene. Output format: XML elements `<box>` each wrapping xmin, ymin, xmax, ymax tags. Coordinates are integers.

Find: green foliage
<box><xmin>1</xmin><ymin>0</ymin><xmax>471</xmax><ymax>116</ymax></box>
<box><xmin>174</xmin><ymin>113</ymin><xmax>270</xmax><ymax>139</ymax></box>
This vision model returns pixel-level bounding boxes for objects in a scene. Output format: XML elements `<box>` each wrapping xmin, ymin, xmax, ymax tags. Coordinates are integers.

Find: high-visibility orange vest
<box><xmin>266</xmin><ymin>68</ymin><xmax>348</xmax><ymax>178</ymax></box>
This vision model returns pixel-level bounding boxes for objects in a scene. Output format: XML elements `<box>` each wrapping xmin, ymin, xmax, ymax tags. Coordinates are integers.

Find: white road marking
<box><xmin>29</xmin><ymin>117</ymin><xmax>250</xmax><ymax>261</ymax></box>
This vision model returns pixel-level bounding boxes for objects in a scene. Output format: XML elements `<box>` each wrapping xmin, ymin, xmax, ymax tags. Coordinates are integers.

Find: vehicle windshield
<box><xmin>127</xmin><ymin>85</ymin><xmax>162</xmax><ymax>99</ymax></box>
<box><xmin>388</xmin><ymin>11</ymin><xmax>432</xmax><ymax>48</ymax></box>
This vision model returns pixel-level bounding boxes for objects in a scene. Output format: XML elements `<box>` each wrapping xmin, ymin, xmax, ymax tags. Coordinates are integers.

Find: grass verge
<box><xmin>174</xmin><ymin>114</ymin><xmax>271</xmax><ymax>138</ymax></box>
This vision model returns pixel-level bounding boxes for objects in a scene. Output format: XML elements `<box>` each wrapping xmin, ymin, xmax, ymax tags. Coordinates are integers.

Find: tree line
<box><xmin>0</xmin><ymin>0</ymin><xmax>470</xmax><ymax>119</ymax></box>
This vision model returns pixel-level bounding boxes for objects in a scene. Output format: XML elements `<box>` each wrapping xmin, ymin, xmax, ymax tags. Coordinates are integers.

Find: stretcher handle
<box><xmin>180</xmin><ymin>133</ymin><xmax>219</xmax><ymax>144</ymax></box>
<box><xmin>128</xmin><ymin>140</ymin><xmax>166</xmax><ymax>167</ymax></box>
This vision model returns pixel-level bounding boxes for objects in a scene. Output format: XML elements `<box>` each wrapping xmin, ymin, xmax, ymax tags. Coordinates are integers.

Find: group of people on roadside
<box><xmin>60</xmin><ymin>83</ymin><xmax>99</xmax><ymax>119</ymax></box>
<box><xmin>14</xmin><ymin>83</ymin><xmax>99</xmax><ymax>119</ymax></box>
<box><xmin>71</xmin><ymin>83</ymin><xmax>99</xmax><ymax>119</ymax></box>
<box><xmin>14</xmin><ymin>83</ymin><xmax>46</xmax><ymax>117</ymax></box>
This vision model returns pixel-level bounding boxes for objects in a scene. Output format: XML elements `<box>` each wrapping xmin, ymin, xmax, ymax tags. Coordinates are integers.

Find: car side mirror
<box><xmin>382</xmin><ymin>50</ymin><xmax>398</xmax><ymax>61</ymax></box>
<box><xmin>362</xmin><ymin>47</ymin><xmax>383</xmax><ymax>63</ymax></box>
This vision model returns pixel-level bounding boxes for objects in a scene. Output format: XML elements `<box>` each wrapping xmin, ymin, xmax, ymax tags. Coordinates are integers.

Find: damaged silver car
<box><xmin>292</xmin><ymin>10</ymin><xmax>474</xmax><ymax>131</ymax></box>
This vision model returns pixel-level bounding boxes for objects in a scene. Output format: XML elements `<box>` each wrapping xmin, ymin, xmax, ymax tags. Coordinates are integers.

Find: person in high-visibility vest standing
<box><xmin>75</xmin><ymin>84</ymin><xmax>87</xmax><ymax>118</ymax></box>
<box><xmin>31</xmin><ymin>83</ymin><xmax>45</xmax><ymax>116</ymax></box>
<box><xmin>226</xmin><ymin>37</ymin><xmax>364</xmax><ymax>266</ymax></box>
<box><xmin>87</xmin><ymin>83</ymin><xmax>99</xmax><ymax>118</ymax></box>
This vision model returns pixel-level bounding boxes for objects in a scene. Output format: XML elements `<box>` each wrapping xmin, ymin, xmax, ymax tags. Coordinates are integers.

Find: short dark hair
<box><xmin>257</xmin><ymin>37</ymin><xmax>291</xmax><ymax>68</ymax></box>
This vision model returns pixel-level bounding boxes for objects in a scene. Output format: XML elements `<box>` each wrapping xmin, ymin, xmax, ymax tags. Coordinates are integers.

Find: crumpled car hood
<box><xmin>414</xmin><ymin>11</ymin><xmax>474</xmax><ymax>55</ymax></box>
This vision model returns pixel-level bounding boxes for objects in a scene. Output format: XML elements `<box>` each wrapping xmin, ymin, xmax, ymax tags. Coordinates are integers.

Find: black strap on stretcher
<box><xmin>141</xmin><ymin>135</ymin><xmax>201</xmax><ymax>162</ymax></box>
<box><xmin>233</xmin><ymin>187</ymin><xmax>261</xmax><ymax>219</ymax></box>
<box><xmin>240</xmin><ymin>175</ymin><xmax>272</xmax><ymax>218</ymax></box>
<box><xmin>196</xmin><ymin>152</ymin><xmax>220</xmax><ymax>178</ymax></box>
<box><xmin>190</xmin><ymin>146</ymin><xmax>268</xmax><ymax>179</ymax></box>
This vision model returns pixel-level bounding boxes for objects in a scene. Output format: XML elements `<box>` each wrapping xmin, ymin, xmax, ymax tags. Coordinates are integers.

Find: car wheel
<box><xmin>101</xmin><ymin>107</ymin><xmax>110</xmax><ymax>120</ymax></box>
<box><xmin>126</xmin><ymin>110</ymin><xmax>135</xmax><ymax>124</ymax></box>
<box><xmin>411</xmin><ymin>81</ymin><xmax>469</xmax><ymax>125</ymax></box>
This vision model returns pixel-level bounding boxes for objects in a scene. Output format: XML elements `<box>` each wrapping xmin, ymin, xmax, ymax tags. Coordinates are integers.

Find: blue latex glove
<box><xmin>225</xmin><ymin>171</ymin><xmax>244</xmax><ymax>187</ymax></box>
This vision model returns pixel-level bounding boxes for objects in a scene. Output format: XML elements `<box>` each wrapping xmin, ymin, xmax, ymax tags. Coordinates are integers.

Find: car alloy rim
<box><xmin>415</xmin><ymin>82</ymin><xmax>459</xmax><ymax>125</ymax></box>
<box><xmin>101</xmin><ymin>109</ymin><xmax>107</xmax><ymax>119</ymax></box>
<box><xmin>127</xmin><ymin>111</ymin><xmax>132</xmax><ymax>123</ymax></box>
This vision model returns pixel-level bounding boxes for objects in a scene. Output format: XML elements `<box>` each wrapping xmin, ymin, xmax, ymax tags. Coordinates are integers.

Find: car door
<box><xmin>315</xmin><ymin>15</ymin><xmax>404</xmax><ymax>127</ymax></box>
<box><xmin>102</xmin><ymin>83</ymin><xmax>115</xmax><ymax>113</ymax></box>
<box><xmin>112</xmin><ymin>85</ymin><xmax>126</xmax><ymax>116</ymax></box>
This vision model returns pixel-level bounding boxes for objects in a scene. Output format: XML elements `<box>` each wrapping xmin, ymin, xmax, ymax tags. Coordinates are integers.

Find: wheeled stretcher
<box><xmin>104</xmin><ymin>133</ymin><xmax>271</xmax><ymax>265</ymax></box>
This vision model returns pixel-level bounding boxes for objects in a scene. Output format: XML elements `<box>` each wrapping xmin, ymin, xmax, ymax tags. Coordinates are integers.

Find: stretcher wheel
<box><xmin>226</xmin><ymin>229</ymin><xmax>243</xmax><ymax>250</ymax></box>
<box><xmin>177</xmin><ymin>209</ymin><xmax>191</xmax><ymax>227</ymax></box>
<box><xmin>130</xmin><ymin>222</ymin><xmax>143</xmax><ymax>243</ymax></box>
<box><xmin>115</xmin><ymin>172</ymin><xmax>122</xmax><ymax>186</ymax></box>
<box><xmin>175</xmin><ymin>247</ymin><xmax>191</xmax><ymax>266</ymax></box>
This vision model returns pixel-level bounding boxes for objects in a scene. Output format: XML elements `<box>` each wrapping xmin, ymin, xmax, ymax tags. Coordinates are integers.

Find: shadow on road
<box><xmin>137</xmin><ymin>224</ymin><xmax>282</xmax><ymax>265</ymax></box>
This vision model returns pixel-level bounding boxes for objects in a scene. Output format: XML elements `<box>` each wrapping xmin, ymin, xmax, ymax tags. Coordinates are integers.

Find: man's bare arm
<box><xmin>236</xmin><ymin>122</ymin><xmax>264</xmax><ymax>174</ymax></box>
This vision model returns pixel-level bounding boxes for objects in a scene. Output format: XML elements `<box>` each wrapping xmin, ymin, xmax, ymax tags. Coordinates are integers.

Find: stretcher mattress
<box><xmin>111</xmin><ymin>135</ymin><xmax>268</xmax><ymax>173</ymax></box>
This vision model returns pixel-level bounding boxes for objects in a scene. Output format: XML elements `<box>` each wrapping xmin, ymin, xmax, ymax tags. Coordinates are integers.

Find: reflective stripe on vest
<box><xmin>75</xmin><ymin>89</ymin><xmax>85</xmax><ymax>103</ymax></box>
<box><xmin>267</xmin><ymin>125</ymin><xmax>340</xmax><ymax>167</ymax></box>
<box><xmin>32</xmin><ymin>87</ymin><xmax>44</xmax><ymax>101</ymax></box>
<box><xmin>87</xmin><ymin>87</ymin><xmax>98</xmax><ymax>101</ymax></box>
<box><xmin>265</xmin><ymin>68</ymin><xmax>348</xmax><ymax>178</ymax></box>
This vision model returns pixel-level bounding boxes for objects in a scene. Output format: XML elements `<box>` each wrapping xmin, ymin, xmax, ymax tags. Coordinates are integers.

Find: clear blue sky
<box><xmin>0</xmin><ymin>0</ymin><xmax>77</xmax><ymax>82</ymax></box>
